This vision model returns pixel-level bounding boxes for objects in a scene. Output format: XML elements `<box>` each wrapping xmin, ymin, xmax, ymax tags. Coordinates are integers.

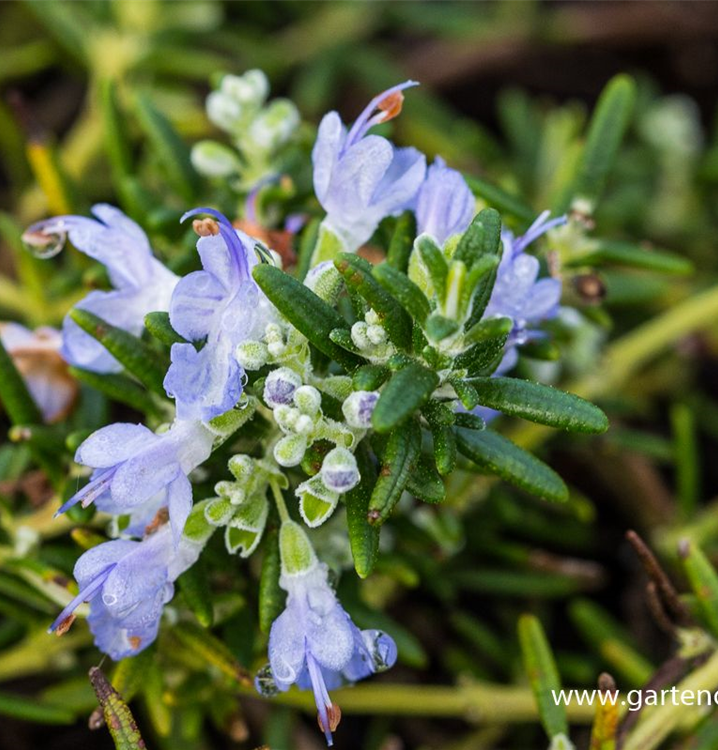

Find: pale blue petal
<box><xmin>169</xmin><ymin>270</ymin><xmax>226</xmax><ymax>342</ymax></box>
<box><xmin>75</xmin><ymin>423</ymin><xmax>157</xmax><ymax>468</ymax></box>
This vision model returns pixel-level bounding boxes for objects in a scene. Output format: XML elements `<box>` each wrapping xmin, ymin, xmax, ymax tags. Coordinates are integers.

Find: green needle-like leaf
<box><xmin>144</xmin><ymin>311</ymin><xmax>186</xmax><ymax>346</ymax></box>
<box><xmin>259</xmin><ymin>527</ymin><xmax>284</xmax><ymax>633</ymax></box>
<box><xmin>680</xmin><ymin>540</ymin><xmax>718</xmax><ymax>639</ymax></box>
<box><xmin>466</xmin><ymin>377</ymin><xmax>609</xmax><ymax>434</ymax></box>
<box><xmin>518</xmin><ymin>614</ymin><xmax>568</xmax><ymax>740</ymax></box>
<box><xmin>416</xmin><ymin>235</ymin><xmax>448</xmax><ymax>304</ymax></box>
<box><xmin>0</xmin><ymin>692</ymin><xmax>74</xmax><ymax>725</ymax></box>
<box><xmin>373</xmin><ymin>262</ymin><xmax>431</xmax><ymax>325</ymax></box>
<box><xmin>405</xmin><ymin>454</ymin><xmax>445</xmax><ymax>503</ymax></box>
<box><xmin>252</xmin><ymin>264</ymin><xmax>361</xmax><ymax>371</ymax></box>
<box><xmin>372</xmin><ymin>362</ymin><xmax>439</xmax><ymax>433</ymax></box>
<box><xmin>368</xmin><ymin>420</ymin><xmax>421</xmax><ymax>525</ymax></box>
<box><xmin>69</xmin><ymin>367</ymin><xmax>162</xmax><ymax>416</ymax></box>
<box><xmin>0</xmin><ymin>337</ymin><xmax>42</xmax><ymax>425</ymax></box>
<box><xmin>345</xmin><ymin>443</ymin><xmax>380</xmax><ymax>578</ymax></box>
<box><xmin>456</xmin><ymin>428</ymin><xmax>568</xmax><ymax>502</ymax></box>
<box><xmin>386</xmin><ymin>210</ymin><xmax>417</xmax><ymax>272</ymax></box>
<box><xmin>178</xmin><ymin>557</ymin><xmax>214</xmax><ymax>628</ymax></box>
<box><xmin>573</xmin><ymin>241</ymin><xmax>693</xmax><ymax>275</ymax></box>
<box><xmin>69</xmin><ymin>309</ymin><xmax>169</xmax><ymax>396</ymax></box>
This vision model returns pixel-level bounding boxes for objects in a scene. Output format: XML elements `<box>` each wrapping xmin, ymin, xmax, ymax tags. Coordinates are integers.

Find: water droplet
<box><xmin>21</xmin><ymin>229</ymin><xmax>66</xmax><ymax>259</ymax></box>
<box><xmin>363</xmin><ymin>629</ymin><xmax>397</xmax><ymax>672</ymax></box>
<box><xmin>255</xmin><ymin>663</ymin><xmax>280</xmax><ymax>697</ymax></box>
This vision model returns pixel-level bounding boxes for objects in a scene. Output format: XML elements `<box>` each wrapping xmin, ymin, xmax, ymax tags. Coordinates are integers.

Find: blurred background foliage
<box><xmin>2</xmin><ymin>2</ymin><xmax>718</xmax><ymax>750</ymax></box>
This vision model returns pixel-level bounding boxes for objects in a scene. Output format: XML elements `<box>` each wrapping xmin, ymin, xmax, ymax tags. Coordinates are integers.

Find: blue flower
<box><xmin>312</xmin><ymin>81</ymin><xmax>426</xmax><ymax>251</ymax></box>
<box><xmin>261</xmin><ymin>558</ymin><xmax>397</xmax><ymax>745</ymax></box>
<box><xmin>484</xmin><ymin>210</ymin><xmax>566</xmax><ymax>374</ymax></box>
<box><xmin>49</xmin><ymin>523</ymin><xmax>201</xmax><ymax>660</ymax></box>
<box><xmin>163</xmin><ymin>208</ymin><xmax>274</xmax><ymax>422</ymax></box>
<box><xmin>415</xmin><ymin>156</ymin><xmax>475</xmax><ymax>245</ymax></box>
<box><xmin>57</xmin><ymin>420</ymin><xmax>214</xmax><ymax>545</ymax></box>
<box><xmin>25</xmin><ymin>205</ymin><xmax>178</xmax><ymax>374</ymax></box>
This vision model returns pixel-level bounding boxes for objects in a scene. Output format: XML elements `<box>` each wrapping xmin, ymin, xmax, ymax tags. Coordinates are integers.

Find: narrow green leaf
<box><xmin>372</xmin><ymin>363</ymin><xmax>439</xmax><ymax>433</ymax></box>
<box><xmin>454</xmin><ymin>209</ymin><xmax>503</xmax><ymax>327</ymax></box>
<box><xmin>352</xmin><ymin>364</ymin><xmax>389</xmax><ymax>391</ymax></box>
<box><xmin>134</xmin><ymin>92</ymin><xmax>199</xmax><ymax>202</ymax></box>
<box><xmin>425</xmin><ymin>314</ymin><xmax>459</xmax><ymax>342</ymax></box>
<box><xmin>334</xmin><ymin>253</ymin><xmax>412</xmax><ymax>350</ymax></box>
<box><xmin>100</xmin><ymin>79</ymin><xmax>133</xmax><ymax>185</ymax></box>
<box><xmin>345</xmin><ymin>443</ymin><xmax>380</xmax><ymax>578</ymax></box>
<box><xmin>0</xmin><ymin>692</ymin><xmax>74</xmax><ymax>725</ymax></box>
<box><xmin>296</xmin><ymin>217</ymin><xmax>321</xmax><ymax>281</ymax></box>
<box><xmin>416</xmin><ymin>235</ymin><xmax>448</xmax><ymax>304</ymax></box>
<box><xmin>467</xmin><ymin>377</ymin><xmax>609</xmax><ymax>434</ymax></box>
<box><xmin>69</xmin><ymin>309</ymin><xmax>169</xmax><ymax>396</ymax></box>
<box><xmin>89</xmin><ymin>666</ymin><xmax>147</xmax><ymax>749</ymax></box>
<box><xmin>464</xmin><ymin>316</ymin><xmax>513</xmax><ymax>346</ymax></box>
<box><xmin>405</xmin><ymin>455</ymin><xmax>445</xmax><ymax>503</ymax></box>
<box><xmin>386</xmin><ymin>210</ymin><xmax>417</xmax><ymax>272</ymax></box>
<box><xmin>143</xmin><ymin>311</ymin><xmax>186</xmax><ymax>346</ymax></box>
<box><xmin>464</xmin><ymin>176</ymin><xmax>536</xmax><ymax>225</ymax></box>
<box><xmin>453</xmin><ymin>334</ymin><xmax>508</xmax><ymax>377</ymax></box>
<box><xmin>171</xmin><ymin>621</ymin><xmax>251</xmax><ymax>686</ymax></box>
<box><xmin>373</xmin><ymin>262</ymin><xmax>431</xmax><ymax>324</ymax></box>
<box><xmin>368</xmin><ymin>420</ymin><xmax>421</xmax><ymax>525</ymax></box>
<box><xmin>571</xmin><ymin>241</ymin><xmax>693</xmax><ymax>275</ymax></box>
<box><xmin>111</xmin><ymin>650</ymin><xmax>154</xmax><ymax>704</ymax></box>
<box><xmin>329</xmin><ymin>327</ymin><xmax>360</xmax><ymax>354</ymax></box>
<box><xmin>456</xmin><ymin>428</ymin><xmax>568</xmax><ymax>502</ymax></box>
<box><xmin>259</xmin><ymin>527</ymin><xmax>284</xmax><ymax>633</ymax></box>
<box><xmin>454</xmin><ymin>412</ymin><xmax>485</xmax><ymax>431</ymax></box>
<box><xmin>178</xmin><ymin>557</ymin><xmax>213</xmax><ymax>628</ymax></box>
<box><xmin>679</xmin><ymin>540</ymin><xmax>718</xmax><ymax>639</ymax></box>
<box><xmin>69</xmin><ymin>367</ymin><xmax>161</xmax><ymax>416</ymax></box>
<box><xmin>449</xmin><ymin>377</ymin><xmax>480</xmax><ymax>411</ymax></box>
<box><xmin>518</xmin><ymin>614</ymin><xmax>568</xmax><ymax>739</ymax></box>
<box><xmin>565</xmin><ymin>74</ymin><xmax>636</xmax><ymax>212</ymax></box>
<box><xmin>252</xmin><ymin>264</ymin><xmax>361</xmax><ymax>371</ymax></box>
<box><xmin>431</xmin><ymin>423</ymin><xmax>457</xmax><ymax>476</ymax></box>
<box><xmin>521</xmin><ymin>339</ymin><xmax>561</xmax><ymax>361</ymax></box>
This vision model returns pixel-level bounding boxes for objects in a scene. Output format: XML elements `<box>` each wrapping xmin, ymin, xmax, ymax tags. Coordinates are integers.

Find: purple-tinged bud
<box><xmin>342</xmin><ymin>391</ymin><xmax>379</xmax><ymax>429</ymax></box>
<box><xmin>264</xmin><ymin>368</ymin><xmax>302</xmax><ymax>408</ymax></box>
<box><xmin>320</xmin><ymin>447</ymin><xmax>360</xmax><ymax>494</ymax></box>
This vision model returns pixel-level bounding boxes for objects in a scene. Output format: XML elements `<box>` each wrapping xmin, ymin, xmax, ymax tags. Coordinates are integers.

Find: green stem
<box><xmin>270</xmin><ymin>478</ymin><xmax>290</xmax><ymax>523</ymax></box>
<box><xmin>241</xmin><ymin>680</ymin><xmax>596</xmax><ymax>724</ymax></box>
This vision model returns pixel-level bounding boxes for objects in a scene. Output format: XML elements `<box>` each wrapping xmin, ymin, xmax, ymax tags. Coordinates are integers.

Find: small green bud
<box><xmin>273</xmin><ymin>434</ymin><xmax>307</xmax><ymax>467</ymax></box>
<box><xmin>207</xmin><ymin>91</ymin><xmax>243</xmax><ymax>132</ymax></box>
<box><xmin>248</xmin><ymin>99</ymin><xmax>299</xmax><ymax>152</ymax></box>
<box><xmin>279</xmin><ymin>520</ymin><xmax>317</xmax><ymax>575</ymax></box>
<box><xmin>304</xmin><ymin>261</ymin><xmax>343</xmax><ymax>304</ymax></box>
<box><xmin>228</xmin><ymin>454</ymin><xmax>254</xmax><ymax>481</ymax></box>
<box><xmin>221</xmin><ymin>69</ymin><xmax>269</xmax><ymax>106</ymax></box>
<box><xmin>294</xmin><ymin>385</ymin><xmax>322</xmax><ymax>416</ymax></box>
<box><xmin>235</xmin><ymin>341</ymin><xmax>268</xmax><ymax>370</ymax></box>
<box><xmin>190</xmin><ymin>140</ymin><xmax>241</xmax><ymax>177</ymax></box>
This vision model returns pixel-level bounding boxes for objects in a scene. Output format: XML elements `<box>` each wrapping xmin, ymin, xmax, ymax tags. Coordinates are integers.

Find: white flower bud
<box><xmin>320</xmin><ymin>447</ymin><xmax>360</xmax><ymax>494</ymax></box>
<box><xmin>228</xmin><ymin>454</ymin><xmax>254</xmax><ymax>481</ymax></box>
<box><xmin>293</xmin><ymin>385</ymin><xmax>322</xmax><ymax>415</ymax></box>
<box><xmin>351</xmin><ymin>321</ymin><xmax>370</xmax><ymax>349</ymax></box>
<box><xmin>207</xmin><ymin>91</ymin><xmax>243</xmax><ymax>132</ymax></box>
<box><xmin>273</xmin><ymin>404</ymin><xmax>299</xmax><ymax>433</ymax></box>
<box><xmin>342</xmin><ymin>390</ymin><xmax>379</xmax><ymax>429</ymax></box>
<box><xmin>235</xmin><ymin>341</ymin><xmax>268</xmax><ymax>370</ymax></box>
<box><xmin>294</xmin><ymin>414</ymin><xmax>314</xmax><ymax>435</ymax></box>
<box><xmin>267</xmin><ymin>340</ymin><xmax>286</xmax><ymax>358</ymax></box>
<box><xmin>365</xmin><ymin>309</ymin><xmax>380</xmax><ymax>326</ymax></box>
<box><xmin>190</xmin><ymin>140</ymin><xmax>241</xmax><ymax>177</ymax></box>
<box><xmin>248</xmin><ymin>99</ymin><xmax>300</xmax><ymax>152</ymax></box>
<box><xmin>367</xmin><ymin>324</ymin><xmax>387</xmax><ymax>345</ymax></box>
<box><xmin>264</xmin><ymin>367</ymin><xmax>302</xmax><ymax>408</ymax></box>
<box><xmin>274</xmin><ymin>434</ymin><xmax>308</xmax><ymax>467</ymax></box>
<box><xmin>221</xmin><ymin>70</ymin><xmax>269</xmax><ymax>106</ymax></box>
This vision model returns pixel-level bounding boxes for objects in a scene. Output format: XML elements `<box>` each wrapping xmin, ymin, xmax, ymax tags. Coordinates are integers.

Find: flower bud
<box><xmin>293</xmin><ymin>385</ymin><xmax>322</xmax><ymax>416</ymax></box>
<box><xmin>228</xmin><ymin>454</ymin><xmax>254</xmax><ymax>481</ymax></box>
<box><xmin>190</xmin><ymin>140</ymin><xmax>241</xmax><ymax>178</ymax></box>
<box><xmin>304</xmin><ymin>261</ymin><xmax>343</xmax><ymax>304</ymax></box>
<box><xmin>342</xmin><ymin>391</ymin><xmax>379</xmax><ymax>429</ymax></box>
<box><xmin>264</xmin><ymin>368</ymin><xmax>302</xmax><ymax>408</ymax></box>
<box><xmin>351</xmin><ymin>321</ymin><xmax>370</xmax><ymax>350</ymax></box>
<box><xmin>294</xmin><ymin>414</ymin><xmax>314</xmax><ymax>435</ymax></box>
<box><xmin>279</xmin><ymin>520</ymin><xmax>317</xmax><ymax>575</ymax></box>
<box><xmin>248</xmin><ymin>99</ymin><xmax>300</xmax><ymax>152</ymax></box>
<box><xmin>320</xmin><ymin>447</ymin><xmax>360</xmax><ymax>493</ymax></box>
<box><xmin>236</xmin><ymin>341</ymin><xmax>268</xmax><ymax>370</ymax></box>
<box><xmin>367</xmin><ymin>324</ymin><xmax>387</xmax><ymax>345</ymax></box>
<box><xmin>221</xmin><ymin>70</ymin><xmax>269</xmax><ymax>106</ymax></box>
<box><xmin>207</xmin><ymin>91</ymin><xmax>243</xmax><ymax>132</ymax></box>
<box><xmin>274</xmin><ymin>434</ymin><xmax>307</xmax><ymax>467</ymax></box>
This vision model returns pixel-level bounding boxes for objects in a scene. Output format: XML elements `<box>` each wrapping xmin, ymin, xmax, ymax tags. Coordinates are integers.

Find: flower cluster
<box><xmin>29</xmin><ymin>77</ymin><xmax>568</xmax><ymax>745</ymax></box>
